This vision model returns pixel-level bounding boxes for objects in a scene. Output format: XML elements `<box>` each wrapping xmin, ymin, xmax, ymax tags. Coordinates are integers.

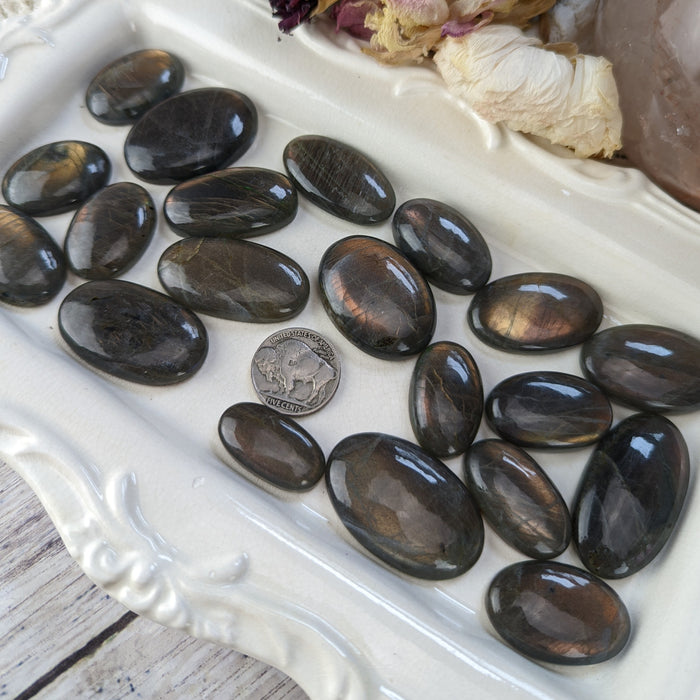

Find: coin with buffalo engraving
<box><xmin>251</xmin><ymin>327</ymin><xmax>341</xmax><ymax>415</ymax></box>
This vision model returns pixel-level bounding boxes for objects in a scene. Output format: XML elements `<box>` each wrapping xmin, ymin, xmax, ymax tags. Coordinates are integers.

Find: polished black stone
<box><xmin>409</xmin><ymin>341</ymin><xmax>483</xmax><ymax>458</ymax></box>
<box><xmin>86</xmin><ymin>49</ymin><xmax>185</xmax><ymax>125</ymax></box>
<box><xmin>58</xmin><ymin>279</ymin><xmax>208</xmax><ymax>385</ymax></box>
<box><xmin>158</xmin><ymin>237</ymin><xmax>309</xmax><ymax>322</ymax></box>
<box><xmin>392</xmin><ymin>198</ymin><xmax>491</xmax><ymax>294</ymax></box>
<box><xmin>581</xmin><ymin>324</ymin><xmax>700</xmax><ymax>413</ymax></box>
<box><xmin>487</xmin><ymin>560</ymin><xmax>631</xmax><ymax>665</ymax></box>
<box><xmin>463</xmin><ymin>439</ymin><xmax>571</xmax><ymax>559</ymax></box>
<box><xmin>2</xmin><ymin>141</ymin><xmax>111</xmax><ymax>216</ymax></box>
<box><xmin>319</xmin><ymin>235</ymin><xmax>435</xmax><ymax>359</ymax></box>
<box><xmin>124</xmin><ymin>88</ymin><xmax>257</xmax><ymax>184</ymax></box>
<box><xmin>0</xmin><ymin>205</ymin><xmax>65</xmax><ymax>306</ymax></box>
<box><xmin>163</xmin><ymin>167</ymin><xmax>297</xmax><ymax>238</ymax></box>
<box><xmin>468</xmin><ymin>272</ymin><xmax>603</xmax><ymax>352</ymax></box>
<box><xmin>283</xmin><ymin>135</ymin><xmax>395</xmax><ymax>224</ymax></box>
<box><xmin>326</xmin><ymin>432</ymin><xmax>483</xmax><ymax>579</ymax></box>
<box><xmin>573</xmin><ymin>412</ymin><xmax>689</xmax><ymax>578</ymax></box>
<box><xmin>65</xmin><ymin>182</ymin><xmax>156</xmax><ymax>279</ymax></box>
<box><xmin>218</xmin><ymin>402</ymin><xmax>325</xmax><ymax>490</ymax></box>
<box><xmin>485</xmin><ymin>371</ymin><xmax>613</xmax><ymax>448</ymax></box>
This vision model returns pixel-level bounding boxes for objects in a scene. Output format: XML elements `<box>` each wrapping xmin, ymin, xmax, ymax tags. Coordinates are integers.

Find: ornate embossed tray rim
<box><xmin>1</xmin><ymin>1</ymin><xmax>699</xmax><ymax>698</ymax></box>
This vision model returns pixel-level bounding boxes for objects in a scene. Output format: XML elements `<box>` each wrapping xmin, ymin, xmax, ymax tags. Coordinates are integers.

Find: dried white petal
<box><xmin>433</xmin><ymin>24</ymin><xmax>622</xmax><ymax>157</ymax></box>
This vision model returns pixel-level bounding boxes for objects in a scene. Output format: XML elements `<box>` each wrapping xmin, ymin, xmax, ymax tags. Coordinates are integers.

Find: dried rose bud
<box><xmin>270</xmin><ymin>0</ymin><xmax>340</xmax><ymax>32</ymax></box>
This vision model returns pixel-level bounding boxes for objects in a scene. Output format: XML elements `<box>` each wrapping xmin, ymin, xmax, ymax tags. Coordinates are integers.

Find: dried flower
<box><xmin>433</xmin><ymin>24</ymin><xmax>622</xmax><ymax>157</ymax></box>
<box><xmin>336</xmin><ymin>0</ymin><xmax>555</xmax><ymax>64</ymax></box>
<box><xmin>270</xmin><ymin>0</ymin><xmax>340</xmax><ymax>33</ymax></box>
<box><xmin>269</xmin><ymin>0</ymin><xmax>622</xmax><ymax>158</ymax></box>
<box><xmin>330</xmin><ymin>0</ymin><xmax>381</xmax><ymax>39</ymax></box>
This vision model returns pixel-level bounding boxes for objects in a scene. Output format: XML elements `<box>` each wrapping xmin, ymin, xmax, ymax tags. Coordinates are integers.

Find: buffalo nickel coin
<box><xmin>251</xmin><ymin>327</ymin><xmax>341</xmax><ymax>415</ymax></box>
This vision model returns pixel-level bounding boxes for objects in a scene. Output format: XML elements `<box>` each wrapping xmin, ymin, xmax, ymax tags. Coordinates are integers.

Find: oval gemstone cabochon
<box><xmin>581</xmin><ymin>324</ymin><xmax>700</xmax><ymax>413</ymax></box>
<box><xmin>124</xmin><ymin>88</ymin><xmax>257</xmax><ymax>184</ymax></box>
<box><xmin>326</xmin><ymin>432</ymin><xmax>484</xmax><ymax>579</ymax></box>
<box><xmin>485</xmin><ymin>371</ymin><xmax>613</xmax><ymax>448</ymax></box>
<box><xmin>163</xmin><ymin>167</ymin><xmax>298</xmax><ymax>238</ymax></box>
<box><xmin>65</xmin><ymin>182</ymin><xmax>156</xmax><ymax>279</ymax></box>
<box><xmin>283</xmin><ymin>135</ymin><xmax>395</xmax><ymax>224</ymax></box>
<box><xmin>573</xmin><ymin>412</ymin><xmax>690</xmax><ymax>578</ymax></box>
<box><xmin>158</xmin><ymin>237</ymin><xmax>309</xmax><ymax>322</ymax></box>
<box><xmin>409</xmin><ymin>341</ymin><xmax>483</xmax><ymax>458</ymax></box>
<box><xmin>392</xmin><ymin>197</ymin><xmax>492</xmax><ymax>294</ymax></box>
<box><xmin>468</xmin><ymin>272</ymin><xmax>603</xmax><ymax>351</ymax></box>
<box><xmin>464</xmin><ymin>439</ymin><xmax>571</xmax><ymax>559</ymax></box>
<box><xmin>319</xmin><ymin>235</ymin><xmax>436</xmax><ymax>359</ymax></box>
<box><xmin>58</xmin><ymin>279</ymin><xmax>208</xmax><ymax>385</ymax></box>
<box><xmin>0</xmin><ymin>205</ymin><xmax>66</xmax><ymax>306</ymax></box>
<box><xmin>487</xmin><ymin>560</ymin><xmax>631</xmax><ymax>665</ymax></box>
<box><xmin>86</xmin><ymin>49</ymin><xmax>185</xmax><ymax>124</ymax></box>
<box><xmin>2</xmin><ymin>141</ymin><xmax>111</xmax><ymax>216</ymax></box>
<box><xmin>218</xmin><ymin>402</ymin><xmax>325</xmax><ymax>491</ymax></box>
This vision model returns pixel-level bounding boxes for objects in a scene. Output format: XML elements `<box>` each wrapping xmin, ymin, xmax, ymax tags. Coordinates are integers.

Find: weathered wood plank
<box><xmin>36</xmin><ymin>615</ymin><xmax>310</xmax><ymax>699</ymax></box>
<box><xmin>0</xmin><ymin>461</ymin><xmax>126</xmax><ymax>693</ymax></box>
<box><xmin>0</xmin><ymin>463</ymin><xmax>308</xmax><ymax>699</ymax></box>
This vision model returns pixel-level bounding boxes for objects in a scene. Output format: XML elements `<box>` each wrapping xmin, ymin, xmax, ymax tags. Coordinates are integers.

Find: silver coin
<box><xmin>251</xmin><ymin>327</ymin><xmax>341</xmax><ymax>416</ymax></box>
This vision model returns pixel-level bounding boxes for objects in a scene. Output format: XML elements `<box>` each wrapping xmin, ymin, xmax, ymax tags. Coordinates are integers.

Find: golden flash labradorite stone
<box><xmin>468</xmin><ymin>272</ymin><xmax>603</xmax><ymax>352</ymax></box>
<box><xmin>319</xmin><ymin>235</ymin><xmax>435</xmax><ymax>359</ymax></box>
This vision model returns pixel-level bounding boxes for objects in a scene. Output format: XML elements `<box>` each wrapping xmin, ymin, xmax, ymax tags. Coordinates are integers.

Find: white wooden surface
<box><xmin>0</xmin><ymin>460</ymin><xmax>310</xmax><ymax>699</ymax></box>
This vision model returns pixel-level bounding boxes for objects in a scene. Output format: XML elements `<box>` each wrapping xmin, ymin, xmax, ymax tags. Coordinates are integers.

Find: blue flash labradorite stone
<box><xmin>581</xmin><ymin>324</ymin><xmax>700</xmax><ymax>413</ymax></box>
<box><xmin>573</xmin><ymin>412</ymin><xmax>690</xmax><ymax>578</ymax></box>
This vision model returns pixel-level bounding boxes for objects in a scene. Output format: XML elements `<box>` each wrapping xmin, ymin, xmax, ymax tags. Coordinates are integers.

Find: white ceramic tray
<box><xmin>1</xmin><ymin>1</ymin><xmax>699</xmax><ymax>697</ymax></box>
